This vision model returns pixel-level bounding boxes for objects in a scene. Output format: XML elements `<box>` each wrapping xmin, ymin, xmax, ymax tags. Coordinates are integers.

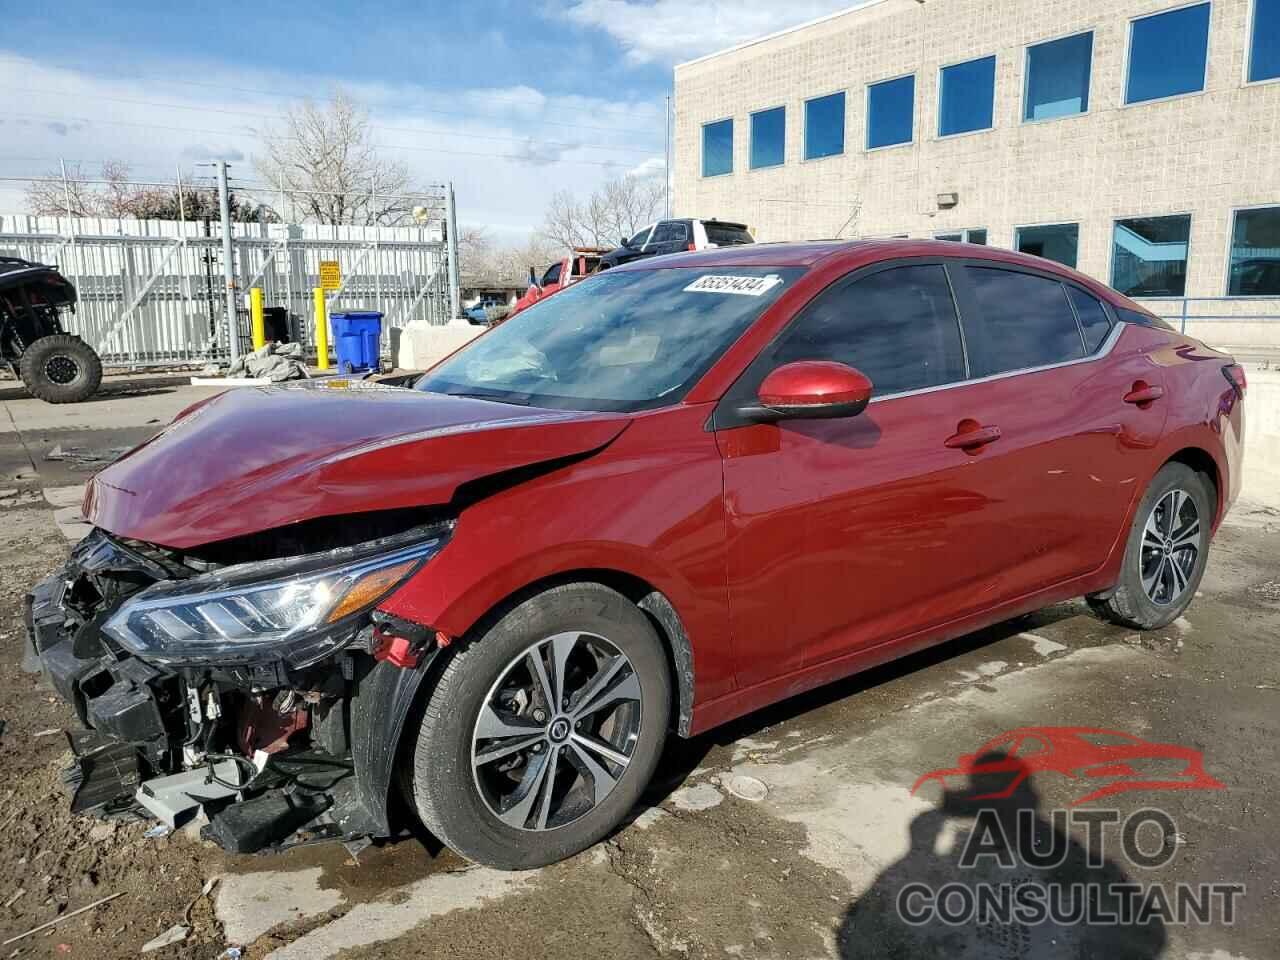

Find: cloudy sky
<box><xmin>0</xmin><ymin>0</ymin><xmax>864</xmax><ymax>242</ymax></box>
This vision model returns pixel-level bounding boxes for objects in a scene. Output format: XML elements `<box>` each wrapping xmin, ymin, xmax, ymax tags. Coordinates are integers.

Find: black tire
<box><xmin>1088</xmin><ymin>462</ymin><xmax>1212</xmax><ymax>630</ymax></box>
<box><xmin>19</xmin><ymin>334</ymin><xmax>103</xmax><ymax>403</ymax></box>
<box><xmin>405</xmin><ymin>582</ymin><xmax>671</xmax><ymax>870</ymax></box>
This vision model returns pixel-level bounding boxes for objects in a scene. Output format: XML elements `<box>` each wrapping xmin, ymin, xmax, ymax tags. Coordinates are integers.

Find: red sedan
<box><xmin>31</xmin><ymin>240</ymin><xmax>1244</xmax><ymax>869</ymax></box>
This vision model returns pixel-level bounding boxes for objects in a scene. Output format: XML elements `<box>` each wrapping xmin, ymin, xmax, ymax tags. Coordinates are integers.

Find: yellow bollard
<box><xmin>313</xmin><ymin>287</ymin><xmax>330</xmax><ymax>371</ymax></box>
<box><xmin>249</xmin><ymin>287</ymin><xmax>266</xmax><ymax>350</ymax></box>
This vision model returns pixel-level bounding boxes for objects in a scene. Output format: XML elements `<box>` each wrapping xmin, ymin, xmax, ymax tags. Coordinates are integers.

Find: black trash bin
<box><xmin>262</xmin><ymin>307</ymin><xmax>290</xmax><ymax>344</ymax></box>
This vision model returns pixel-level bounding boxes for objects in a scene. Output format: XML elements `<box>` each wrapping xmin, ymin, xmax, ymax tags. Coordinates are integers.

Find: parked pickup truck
<box><xmin>508</xmin><ymin>249</ymin><xmax>605</xmax><ymax>319</ymax></box>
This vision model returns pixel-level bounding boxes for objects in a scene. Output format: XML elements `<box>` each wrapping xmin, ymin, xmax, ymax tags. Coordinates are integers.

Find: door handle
<box><xmin>1123</xmin><ymin>384</ymin><xmax>1165</xmax><ymax>405</ymax></box>
<box><xmin>944</xmin><ymin>424</ymin><xmax>1002</xmax><ymax>450</ymax></box>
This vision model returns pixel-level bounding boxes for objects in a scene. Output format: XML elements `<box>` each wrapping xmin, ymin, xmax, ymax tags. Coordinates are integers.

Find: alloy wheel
<box><xmin>44</xmin><ymin>354</ymin><xmax>80</xmax><ymax>385</ymax></box>
<box><xmin>471</xmin><ymin>631</ymin><xmax>642</xmax><ymax>832</ymax></box>
<box><xmin>1140</xmin><ymin>488</ymin><xmax>1201</xmax><ymax>606</ymax></box>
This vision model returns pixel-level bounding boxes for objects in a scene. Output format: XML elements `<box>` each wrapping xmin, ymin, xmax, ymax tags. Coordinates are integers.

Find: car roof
<box><xmin>614</xmin><ymin>238</ymin><xmax>1122</xmax><ymax>302</ymax></box>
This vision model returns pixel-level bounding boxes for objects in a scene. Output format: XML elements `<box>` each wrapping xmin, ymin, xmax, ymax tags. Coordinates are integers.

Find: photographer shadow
<box><xmin>837</xmin><ymin>753</ymin><xmax>1167</xmax><ymax>960</ymax></box>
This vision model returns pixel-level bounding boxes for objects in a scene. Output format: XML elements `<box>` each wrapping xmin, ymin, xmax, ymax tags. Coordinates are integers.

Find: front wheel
<box><xmin>19</xmin><ymin>334</ymin><xmax>103</xmax><ymax>403</ymax></box>
<box><xmin>1089</xmin><ymin>462</ymin><xmax>1212</xmax><ymax>630</ymax></box>
<box><xmin>404</xmin><ymin>583</ymin><xmax>671</xmax><ymax>869</ymax></box>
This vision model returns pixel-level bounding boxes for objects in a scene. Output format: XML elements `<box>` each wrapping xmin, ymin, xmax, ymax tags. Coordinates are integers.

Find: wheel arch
<box><xmin>352</xmin><ymin>569</ymin><xmax>697</xmax><ymax>841</ymax></box>
<box><xmin>1164</xmin><ymin>446</ymin><xmax>1222</xmax><ymax>528</ymax></box>
<box><xmin>451</xmin><ymin>568</ymin><xmax>697</xmax><ymax>739</ymax></box>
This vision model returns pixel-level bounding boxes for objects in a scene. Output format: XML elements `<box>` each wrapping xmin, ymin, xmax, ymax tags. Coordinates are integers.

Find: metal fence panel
<box><xmin>0</xmin><ymin>216</ymin><xmax>456</xmax><ymax>367</ymax></box>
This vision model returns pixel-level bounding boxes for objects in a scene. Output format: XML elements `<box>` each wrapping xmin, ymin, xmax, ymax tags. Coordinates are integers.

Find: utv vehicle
<box><xmin>0</xmin><ymin>256</ymin><xmax>102</xmax><ymax>403</ymax></box>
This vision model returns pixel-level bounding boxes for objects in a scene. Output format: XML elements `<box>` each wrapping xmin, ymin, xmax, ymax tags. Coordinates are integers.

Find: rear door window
<box><xmin>765</xmin><ymin>264</ymin><xmax>967</xmax><ymax>397</ymax></box>
<box><xmin>1116</xmin><ymin>305</ymin><xmax>1176</xmax><ymax>332</ymax></box>
<box><xmin>704</xmin><ymin>222</ymin><xmax>754</xmax><ymax>246</ymax></box>
<box><xmin>963</xmin><ymin>267</ymin><xmax>1085</xmax><ymax>376</ymax></box>
<box><xmin>1065</xmin><ymin>286</ymin><xmax>1112</xmax><ymax>352</ymax></box>
<box><xmin>650</xmin><ymin>222</ymin><xmax>684</xmax><ymax>252</ymax></box>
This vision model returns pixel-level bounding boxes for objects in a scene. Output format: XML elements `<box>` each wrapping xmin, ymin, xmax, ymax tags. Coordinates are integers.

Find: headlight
<box><xmin>101</xmin><ymin>529</ymin><xmax>448</xmax><ymax>667</ymax></box>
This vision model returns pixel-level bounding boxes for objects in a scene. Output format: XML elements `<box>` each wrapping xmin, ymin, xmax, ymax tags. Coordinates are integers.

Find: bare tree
<box><xmin>539</xmin><ymin>175</ymin><xmax>664</xmax><ymax>250</ymax></box>
<box><xmin>459</xmin><ymin>228</ymin><xmax>558</xmax><ymax>285</ymax></box>
<box><xmin>255</xmin><ymin>90</ymin><xmax>421</xmax><ymax>226</ymax></box>
<box><xmin>492</xmin><ymin>235</ymin><xmax>559</xmax><ymax>283</ymax></box>
<box><xmin>598</xmin><ymin>176</ymin><xmax>665</xmax><ymax>241</ymax></box>
<box><xmin>24</xmin><ymin>161</ymin><xmax>133</xmax><ymax>217</ymax></box>
<box><xmin>23</xmin><ymin>160</ymin><xmax>274</xmax><ymax>222</ymax></box>
<box><xmin>457</xmin><ymin>225</ymin><xmax>493</xmax><ymax>274</ymax></box>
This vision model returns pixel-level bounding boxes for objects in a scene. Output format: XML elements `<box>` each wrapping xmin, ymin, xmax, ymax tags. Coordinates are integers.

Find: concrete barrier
<box><xmin>396</xmin><ymin>320</ymin><xmax>484</xmax><ymax>371</ymax></box>
<box><xmin>1241</xmin><ymin>362</ymin><xmax>1280</xmax><ymax>506</ymax></box>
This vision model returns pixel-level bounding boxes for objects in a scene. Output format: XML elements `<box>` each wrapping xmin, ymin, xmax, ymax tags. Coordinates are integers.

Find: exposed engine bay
<box><xmin>25</xmin><ymin>513</ymin><xmax>453</xmax><ymax>854</ymax></box>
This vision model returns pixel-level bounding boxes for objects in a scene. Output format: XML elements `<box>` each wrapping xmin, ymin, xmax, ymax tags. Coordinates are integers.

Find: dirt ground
<box><xmin>1</xmin><ymin>380</ymin><xmax>1278</xmax><ymax>959</ymax></box>
<box><xmin>0</xmin><ymin>505</ymin><xmax>229</xmax><ymax>957</ymax></box>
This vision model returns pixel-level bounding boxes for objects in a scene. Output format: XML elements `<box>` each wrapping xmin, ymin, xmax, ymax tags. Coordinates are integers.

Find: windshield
<box><xmin>416</xmin><ymin>266</ymin><xmax>802</xmax><ymax>412</ymax></box>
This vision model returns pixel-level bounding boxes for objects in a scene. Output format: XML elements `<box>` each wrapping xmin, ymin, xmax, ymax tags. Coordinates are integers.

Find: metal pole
<box><xmin>446</xmin><ymin>183</ymin><xmax>461</xmax><ymax>322</ymax></box>
<box><xmin>216</xmin><ymin>160</ymin><xmax>241</xmax><ymax>363</ymax></box>
<box><xmin>176</xmin><ymin>166</ymin><xmax>186</xmax><ymax>227</ymax></box>
<box><xmin>59</xmin><ymin>159</ymin><xmax>81</xmax><ymax>299</ymax></box>
<box><xmin>665</xmin><ymin>95</ymin><xmax>671</xmax><ymax>219</ymax></box>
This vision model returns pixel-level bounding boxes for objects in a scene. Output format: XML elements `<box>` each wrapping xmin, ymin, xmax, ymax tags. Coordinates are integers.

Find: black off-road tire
<box><xmin>19</xmin><ymin>335</ymin><xmax>103</xmax><ymax>404</ymax></box>
<box><xmin>1088</xmin><ymin>462</ymin><xmax>1213</xmax><ymax>630</ymax></box>
<box><xmin>404</xmin><ymin>582</ymin><xmax>671</xmax><ymax>870</ymax></box>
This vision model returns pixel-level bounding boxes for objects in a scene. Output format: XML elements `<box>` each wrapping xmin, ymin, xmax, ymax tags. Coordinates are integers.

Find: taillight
<box><xmin>1222</xmin><ymin>363</ymin><xmax>1247</xmax><ymax>397</ymax></box>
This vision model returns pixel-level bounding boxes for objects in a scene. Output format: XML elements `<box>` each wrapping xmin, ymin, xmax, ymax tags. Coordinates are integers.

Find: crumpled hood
<box><xmin>84</xmin><ymin>383</ymin><xmax>630</xmax><ymax>549</ymax></box>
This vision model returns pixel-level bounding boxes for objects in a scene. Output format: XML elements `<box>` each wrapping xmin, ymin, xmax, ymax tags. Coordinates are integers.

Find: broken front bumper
<box><xmin>24</xmin><ymin>533</ymin><xmax>439</xmax><ymax>853</ymax></box>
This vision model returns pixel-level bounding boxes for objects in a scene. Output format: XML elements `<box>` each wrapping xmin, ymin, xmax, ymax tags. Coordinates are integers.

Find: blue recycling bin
<box><xmin>329</xmin><ymin>311</ymin><xmax>383</xmax><ymax>374</ymax></box>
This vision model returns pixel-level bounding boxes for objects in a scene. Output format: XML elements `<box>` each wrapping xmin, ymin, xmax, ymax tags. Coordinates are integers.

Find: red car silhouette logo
<box><xmin>911</xmin><ymin>726</ymin><xmax>1225</xmax><ymax>806</ymax></box>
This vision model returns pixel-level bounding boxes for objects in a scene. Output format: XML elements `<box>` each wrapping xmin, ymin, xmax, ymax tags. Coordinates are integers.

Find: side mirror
<box><xmin>620</xmin><ymin>236</ymin><xmax>631</xmax><ymax>248</ymax></box>
<box><xmin>741</xmin><ymin>361</ymin><xmax>873</xmax><ymax>421</ymax></box>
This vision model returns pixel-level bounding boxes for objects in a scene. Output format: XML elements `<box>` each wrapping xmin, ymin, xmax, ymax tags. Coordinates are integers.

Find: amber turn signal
<box><xmin>325</xmin><ymin>558</ymin><xmax>419</xmax><ymax>624</ymax></box>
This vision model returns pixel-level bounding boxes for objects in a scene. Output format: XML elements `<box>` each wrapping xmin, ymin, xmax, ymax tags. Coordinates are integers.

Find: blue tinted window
<box><xmin>1250</xmin><ymin>0</ymin><xmax>1280</xmax><ymax>82</ymax></box>
<box><xmin>805</xmin><ymin>92</ymin><xmax>846</xmax><ymax>159</ymax></box>
<box><xmin>939</xmin><ymin>56</ymin><xmax>996</xmax><ymax>136</ymax></box>
<box><xmin>1111</xmin><ymin>215</ymin><xmax>1191</xmax><ymax>297</ymax></box>
<box><xmin>1015</xmin><ymin>223</ymin><xmax>1079</xmax><ymax>268</ymax></box>
<box><xmin>1126</xmin><ymin>4</ymin><xmax>1210</xmax><ymax>104</ymax></box>
<box><xmin>866</xmin><ymin>75</ymin><xmax>914</xmax><ymax>148</ymax></box>
<box><xmin>1025</xmin><ymin>32</ymin><xmax>1093</xmax><ymax>120</ymax></box>
<box><xmin>750</xmin><ymin>107</ymin><xmax>785</xmax><ymax>169</ymax></box>
<box><xmin>702</xmin><ymin>119</ymin><xmax>733</xmax><ymax>177</ymax></box>
<box><xmin>1228</xmin><ymin>207</ymin><xmax>1280</xmax><ymax>296</ymax></box>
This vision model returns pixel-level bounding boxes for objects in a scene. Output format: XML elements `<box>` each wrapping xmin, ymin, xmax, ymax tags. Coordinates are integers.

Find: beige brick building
<box><xmin>672</xmin><ymin>0</ymin><xmax>1280</xmax><ymax>350</ymax></box>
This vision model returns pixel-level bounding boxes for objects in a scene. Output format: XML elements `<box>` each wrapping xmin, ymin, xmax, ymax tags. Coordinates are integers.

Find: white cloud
<box><xmin>626</xmin><ymin>156</ymin><xmax>666</xmax><ymax>180</ymax></box>
<box><xmin>0</xmin><ymin>53</ymin><xmax>665</xmax><ymax>245</ymax></box>
<box><xmin>564</xmin><ymin>0</ymin><xmax>872</xmax><ymax>65</ymax></box>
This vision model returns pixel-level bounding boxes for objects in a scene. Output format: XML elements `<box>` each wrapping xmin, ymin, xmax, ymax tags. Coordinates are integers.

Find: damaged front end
<box><xmin>26</xmin><ymin>514</ymin><xmax>452</xmax><ymax>854</ymax></box>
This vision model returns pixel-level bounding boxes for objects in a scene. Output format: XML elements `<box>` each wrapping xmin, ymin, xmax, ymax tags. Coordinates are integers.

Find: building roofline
<box><xmin>674</xmin><ymin>0</ymin><xmax>898</xmax><ymax>72</ymax></box>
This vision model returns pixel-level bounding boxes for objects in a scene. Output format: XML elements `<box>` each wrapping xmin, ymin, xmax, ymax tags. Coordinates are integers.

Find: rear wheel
<box><xmin>404</xmin><ymin>583</ymin><xmax>671</xmax><ymax>869</ymax></box>
<box><xmin>19</xmin><ymin>334</ymin><xmax>103</xmax><ymax>404</ymax></box>
<box><xmin>1089</xmin><ymin>462</ymin><xmax>1211</xmax><ymax>629</ymax></box>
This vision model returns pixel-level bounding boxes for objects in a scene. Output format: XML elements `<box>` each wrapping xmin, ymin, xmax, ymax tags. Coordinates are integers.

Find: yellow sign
<box><xmin>319</xmin><ymin>260</ymin><xmax>341</xmax><ymax>290</ymax></box>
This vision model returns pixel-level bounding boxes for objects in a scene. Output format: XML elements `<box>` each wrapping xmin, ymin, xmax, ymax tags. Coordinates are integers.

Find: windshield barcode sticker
<box><xmin>684</xmin><ymin>274</ymin><xmax>783</xmax><ymax>296</ymax></box>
